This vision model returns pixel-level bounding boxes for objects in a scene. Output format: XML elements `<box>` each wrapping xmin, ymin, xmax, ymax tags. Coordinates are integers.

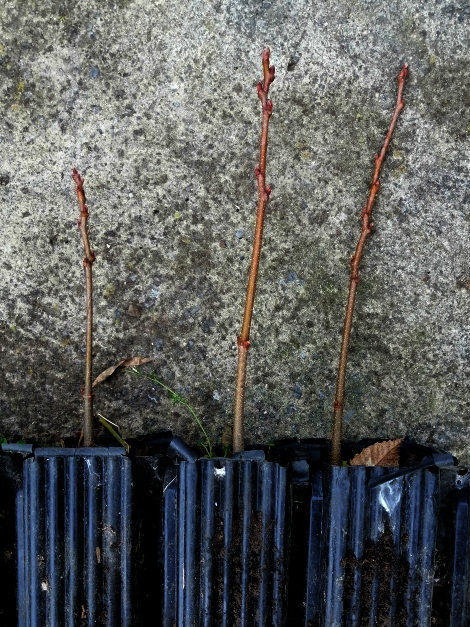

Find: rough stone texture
<box><xmin>0</xmin><ymin>1</ymin><xmax>469</xmax><ymax>463</ymax></box>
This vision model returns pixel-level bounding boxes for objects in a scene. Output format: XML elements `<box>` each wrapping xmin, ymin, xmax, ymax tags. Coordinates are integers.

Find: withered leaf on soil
<box><xmin>92</xmin><ymin>356</ymin><xmax>152</xmax><ymax>388</ymax></box>
<box><xmin>349</xmin><ymin>437</ymin><xmax>404</xmax><ymax>467</ymax></box>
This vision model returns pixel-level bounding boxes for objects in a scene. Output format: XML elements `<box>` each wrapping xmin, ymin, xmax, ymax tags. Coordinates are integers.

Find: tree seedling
<box><xmin>72</xmin><ymin>174</ymin><xmax>156</xmax><ymax>449</ymax></box>
<box><xmin>233</xmin><ymin>48</ymin><xmax>275</xmax><ymax>453</ymax></box>
<box><xmin>331</xmin><ymin>64</ymin><xmax>409</xmax><ymax>465</ymax></box>
<box><xmin>71</xmin><ymin>54</ymin><xmax>410</xmax><ymax>463</ymax></box>
<box><xmin>73</xmin><ymin>168</ymin><xmax>95</xmax><ymax>447</ymax></box>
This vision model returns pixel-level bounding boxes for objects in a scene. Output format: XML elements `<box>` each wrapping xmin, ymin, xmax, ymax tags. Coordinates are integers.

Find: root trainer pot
<box><xmin>1</xmin><ymin>438</ymin><xmax>468</xmax><ymax>626</ymax></box>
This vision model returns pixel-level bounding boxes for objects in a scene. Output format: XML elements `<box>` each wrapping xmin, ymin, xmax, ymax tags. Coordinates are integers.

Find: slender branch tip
<box><xmin>260</xmin><ymin>48</ymin><xmax>275</xmax><ymax>93</ymax></box>
<box><xmin>262</xmin><ymin>47</ymin><xmax>270</xmax><ymax>62</ymax></box>
<box><xmin>399</xmin><ymin>64</ymin><xmax>409</xmax><ymax>82</ymax></box>
<box><xmin>72</xmin><ymin>167</ymin><xmax>84</xmax><ymax>188</ymax></box>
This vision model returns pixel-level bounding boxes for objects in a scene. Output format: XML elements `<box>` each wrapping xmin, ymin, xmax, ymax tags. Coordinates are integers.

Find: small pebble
<box><xmin>89</xmin><ymin>65</ymin><xmax>100</xmax><ymax>79</ymax></box>
<box><xmin>127</xmin><ymin>303</ymin><xmax>142</xmax><ymax>318</ymax></box>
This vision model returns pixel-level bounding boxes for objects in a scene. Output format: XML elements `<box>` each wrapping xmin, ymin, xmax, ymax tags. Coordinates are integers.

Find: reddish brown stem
<box><xmin>331</xmin><ymin>64</ymin><xmax>409</xmax><ymax>465</ymax></box>
<box><xmin>233</xmin><ymin>49</ymin><xmax>275</xmax><ymax>453</ymax></box>
<box><xmin>72</xmin><ymin>168</ymin><xmax>96</xmax><ymax>447</ymax></box>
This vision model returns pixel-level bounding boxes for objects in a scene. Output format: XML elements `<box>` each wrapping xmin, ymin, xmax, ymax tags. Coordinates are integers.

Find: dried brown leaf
<box><xmin>349</xmin><ymin>437</ymin><xmax>404</xmax><ymax>467</ymax></box>
<box><xmin>92</xmin><ymin>356</ymin><xmax>151</xmax><ymax>387</ymax></box>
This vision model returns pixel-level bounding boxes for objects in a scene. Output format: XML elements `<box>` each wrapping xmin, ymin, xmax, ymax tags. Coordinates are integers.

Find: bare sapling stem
<box><xmin>233</xmin><ymin>48</ymin><xmax>275</xmax><ymax>453</ymax></box>
<box><xmin>331</xmin><ymin>64</ymin><xmax>409</xmax><ymax>465</ymax></box>
<box><xmin>72</xmin><ymin>168</ymin><xmax>96</xmax><ymax>447</ymax></box>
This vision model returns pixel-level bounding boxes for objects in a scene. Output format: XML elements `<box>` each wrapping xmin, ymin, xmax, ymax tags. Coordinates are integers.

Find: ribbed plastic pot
<box><xmin>1</xmin><ymin>437</ymin><xmax>469</xmax><ymax>626</ymax></box>
<box><xmin>0</xmin><ymin>449</ymin><xmax>24</xmax><ymax>626</ymax></box>
<box><xmin>14</xmin><ymin>447</ymin><xmax>132</xmax><ymax>627</ymax></box>
<box><xmin>434</xmin><ymin>468</ymin><xmax>470</xmax><ymax>626</ymax></box>
<box><xmin>318</xmin><ymin>465</ymin><xmax>439</xmax><ymax>627</ymax></box>
<box><xmin>290</xmin><ymin>462</ymin><xmax>469</xmax><ymax>627</ymax></box>
<box><xmin>449</xmin><ymin>473</ymin><xmax>470</xmax><ymax>625</ymax></box>
<box><xmin>161</xmin><ymin>453</ymin><xmax>288</xmax><ymax>627</ymax></box>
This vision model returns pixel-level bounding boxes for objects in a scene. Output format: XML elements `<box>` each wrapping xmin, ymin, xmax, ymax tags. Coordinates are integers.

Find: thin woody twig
<box><xmin>331</xmin><ymin>64</ymin><xmax>409</xmax><ymax>466</ymax></box>
<box><xmin>72</xmin><ymin>168</ymin><xmax>96</xmax><ymax>447</ymax></box>
<box><xmin>233</xmin><ymin>49</ymin><xmax>275</xmax><ymax>454</ymax></box>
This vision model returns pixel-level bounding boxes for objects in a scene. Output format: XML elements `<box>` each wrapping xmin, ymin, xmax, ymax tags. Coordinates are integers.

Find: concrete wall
<box><xmin>0</xmin><ymin>0</ymin><xmax>469</xmax><ymax>462</ymax></box>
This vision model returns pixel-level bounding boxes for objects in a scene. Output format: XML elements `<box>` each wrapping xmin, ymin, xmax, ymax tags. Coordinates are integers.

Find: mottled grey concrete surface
<box><xmin>0</xmin><ymin>1</ymin><xmax>469</xmax><ymax>462</ymax></box>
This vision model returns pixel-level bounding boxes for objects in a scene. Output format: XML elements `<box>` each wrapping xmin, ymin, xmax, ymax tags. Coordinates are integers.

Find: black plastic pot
<box><xmin>9</xmin><ymin>446</ymin><xmax>132</xmax><ymax>627</ymax></box>
<box><xmin>1</xmin><ymin>437</ymin><xmax>468</xmax><ymax>626</ymax></box>
<box><xmin>449</xmin><ymin>472</ymin><xmax>470</xmax><ymax>625</ymax></box>
<box><xmin>433</xmin><ymin>467</ymin><xmax>470</xmax><ymax>626</ymax></box>
<box><xmin>0</xmin><ymin>448</ymin><xmax>24</xmax><ymax>626</ymax></box>
<box><xmin>161</xmin><ymin>452</ymin><xmax>288</xmax><ymax>626</ymax></box>
<box><xmin>280</xmin><ymin>442</ymin><xmax>467</xmax><ymax>627</ymax></box>
<box><xmin>317</xmin><ymin>465</ymin><xmax>439</xmax><ymax>626</ymax></box>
